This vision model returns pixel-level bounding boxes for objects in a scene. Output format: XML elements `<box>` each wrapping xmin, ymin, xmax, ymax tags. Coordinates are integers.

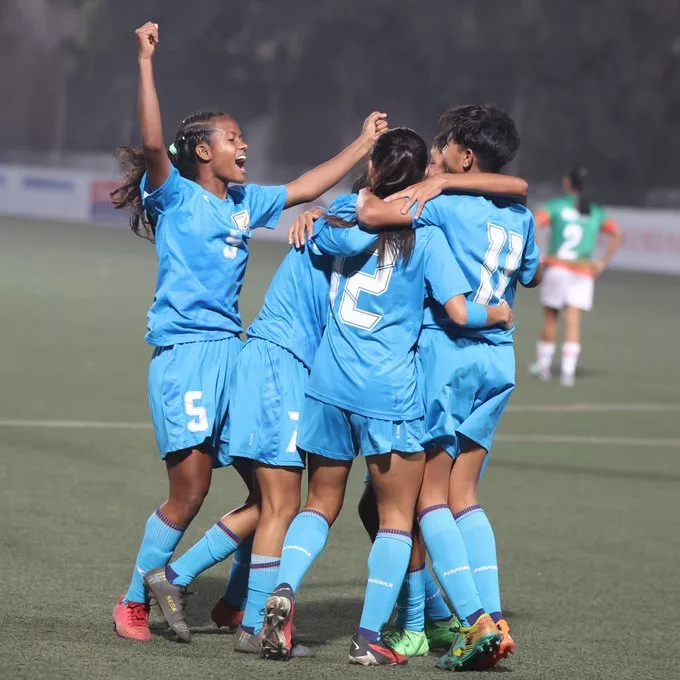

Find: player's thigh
<box><xmin>539</xmin><ymin>266</ymin><xmax>569</xmax><ymax>310</ymax></box>
<box><xmin>368</xmin><ymin>450</ymin><xmax>425</xmax><ymax>530</ymax></box>
<box><xmin>229</xmin><ymin>339</ymin><xmax>307</xmax><ymax>469</ymax></box>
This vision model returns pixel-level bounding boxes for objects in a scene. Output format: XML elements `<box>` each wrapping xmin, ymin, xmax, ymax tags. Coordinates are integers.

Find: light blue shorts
<box><xmin>418</xmin><ymin>330</ymin><xmax>515</xmax><ymax>460</ymax></box>
<box><xmin>297</xmin><ymin>396</ymin><xmax>424</xmax><ymax>461</ymax></box>
<box><xmin>147</xmin><ymin>336</ymin><xmax>243</xmax><ymax>467</ymax></box>
<box><xmin>229</xmin><ymin>338</ymin><xmax>308</xmax><ymax>468</ymax></box>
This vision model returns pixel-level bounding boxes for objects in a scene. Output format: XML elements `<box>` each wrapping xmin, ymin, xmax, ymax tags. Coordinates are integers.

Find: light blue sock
<box><xmin>424</xmin><ymin>565</ymin><xmax>453</xmax><ymax>622</ymax></box>
<box><xmin>358</xmin><ymin>529</ymin><xmax>412</xmax><ymax>642</ymax></box>
<box><xmin>223</xmin><ymin>536</ymin><xmax>253</xmax><ymax>609</ymax></box>
<box><xmin>167</xmin><ymin>520</ymin><xmax>240</xmax><ymax>587</ymax></box>
<box><xmin>123</xmin><ymin>508</ymin><xmax>185</xmax><ymax>604</ymax></box>
<box><xmin>277</xmin><ymin>509</ymin><xmax>330</xmax><ymax>593</ymax></box>
<box><xmin>395</xmin><ymin>562</ymin><xmax>426</xmax><ymax>632</ymax></box>
<box><xmin>242</xmin><ymin>554</ymin><xmax>280</xmax><ymax>634</ymax></box>
<box><xmin>418</xmin><ymin>505</ymin><xmax>484</xmax><ymax>627</ymax></box>
<box><xmin>455</xmin><ymin>504</ymin><xmax>502</xmax><ymax>622</ymax></box>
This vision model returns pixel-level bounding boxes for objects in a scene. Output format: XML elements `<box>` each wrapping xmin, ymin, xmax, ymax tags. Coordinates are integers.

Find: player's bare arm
<box><xmin>283</xmin><ymin>112</ymin><xmax>388</xmax><ymax>209</ymax></box>
<box><xmin>136</xmin><ymin>22</ymin><xmax>170</xmax><ymax>191</ymax></box>
<box><xmin>385</xmin><ymin>173</ymin><xmax>529</xmax><ymax>218</ymax></box>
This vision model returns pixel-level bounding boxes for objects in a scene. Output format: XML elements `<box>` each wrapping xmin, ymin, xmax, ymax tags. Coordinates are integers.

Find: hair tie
<box><xmin>168</xmin><ymin>143</ymin><xmax>178</xmax><ymax>157</ymax></box>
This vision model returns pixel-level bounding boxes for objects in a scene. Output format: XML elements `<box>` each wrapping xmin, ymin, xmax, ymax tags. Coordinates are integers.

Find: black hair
<box><xmin>111</xmin><ymin>111</ymin><xmax>227</xmax><ymax>241</ymax></box>
<box><xmin>326</xmin><ymin>128</ymin><xmax>427</xmax><ymax>265</ymax></box>
<box><xmin>567</xmin><ymin>166</ymin><xmax>591</xmax><ymax>215</ymax></box>
<box><xmin>439</xmin><ymin>104</ymin><xmax>519</xmax><ymax>172</ymax></box>
<box><xmin>351</xmin><ymin>170</ymin><xmax>369</xmax><ymax>194</ymax></box>
<box><xmin>431</xmin><ymin>131</ymin><xmax>448</xmax><ymax>152</ymax></box>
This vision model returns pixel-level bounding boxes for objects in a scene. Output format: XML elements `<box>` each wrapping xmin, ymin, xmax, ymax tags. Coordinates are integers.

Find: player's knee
<box><xmin>305</xmin><ymin>493</ymin><xmax>343</xmax><ymax>526</ymax></box>
<box><xmin>261</xmin><ymin>494</ymin><xmax>300</xmax><ymax>524</ymax></box>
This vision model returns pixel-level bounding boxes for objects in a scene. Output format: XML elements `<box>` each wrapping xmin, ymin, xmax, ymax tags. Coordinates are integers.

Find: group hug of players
<box><xmin>110</xmin><ymin>22</ymin><xmax>621</xmax><ymax>670</ymax></box>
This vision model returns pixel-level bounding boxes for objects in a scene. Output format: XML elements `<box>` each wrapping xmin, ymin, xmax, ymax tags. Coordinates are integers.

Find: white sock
<box><xmin>536</xmin><ymin>341</ymin><xmax>556</xmax><ymax>373</ymax></box>
<box><xmin>561</xmin><ymin>342</ymin><xmax>581</xmax><ymax>379</ymax></box>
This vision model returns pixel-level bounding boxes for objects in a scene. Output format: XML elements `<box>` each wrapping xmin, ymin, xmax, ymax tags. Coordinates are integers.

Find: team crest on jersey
<box><xmin>232</xmin><ymin>211</ymin><xmax>251</xmax><ymax>233</ymax></box>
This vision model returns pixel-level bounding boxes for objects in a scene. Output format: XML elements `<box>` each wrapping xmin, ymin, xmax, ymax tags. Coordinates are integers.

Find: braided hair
<box><xmin>111</xmin><ymin>111</ymin><xmax>226</xmax><ymax>241</ymax></box>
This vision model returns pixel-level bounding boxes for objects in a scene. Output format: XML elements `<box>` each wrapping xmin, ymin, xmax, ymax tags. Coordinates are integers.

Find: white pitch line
<box><xmin>0</xmin><ymin>419</ymin><xmax>152</xmax><ymax>430</ymax></box>
<box><xmin>506</xmin><ymin>403</ymin><xmax>680</xmax><ymax>413</ymax></box>
<box><xmin>496</xmin><ymin>434</ymin><xmax>680</xmax><ymax>448</ymax></box>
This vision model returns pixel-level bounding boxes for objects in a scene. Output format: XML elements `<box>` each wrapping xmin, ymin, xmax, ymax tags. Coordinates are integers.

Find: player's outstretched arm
<box><xmin>283</xmin><ymin>113</ymin><xmax>388</xmax><ymax>209</ymax></box>
<box><xmin>356</xmin><ymin>188</ymin><xmax>413</xmax><ymax>229</ymax></box>
<box><xmin>385</xmin><ymin>174</ymin><xmax>529</xmax><ymax>218</ymax></box>
<box><xmin>136</xmin><ymin>22</ymin><xmax>170</xmax><ymax>191</ymax></box>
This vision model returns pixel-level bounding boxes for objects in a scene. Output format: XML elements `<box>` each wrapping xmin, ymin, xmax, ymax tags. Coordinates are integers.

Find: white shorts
<box><xmin>540</xmin><ymin>265</ymin><xmax>594</xmax><ymax>311</ymax></box>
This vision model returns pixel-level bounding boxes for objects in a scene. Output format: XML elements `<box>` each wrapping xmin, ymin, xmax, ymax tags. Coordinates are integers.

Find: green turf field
<box><xmin>1</xmin><ymin>217</ymin><xmax>678</xmax><ymax>680</ymax></box>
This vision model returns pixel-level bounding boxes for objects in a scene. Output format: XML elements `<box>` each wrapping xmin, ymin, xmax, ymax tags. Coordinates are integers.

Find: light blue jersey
<box><xmin>413</xmin><ymin>194</ymin><xmax>540</xmax><ymax>345</ymax></box>
<box><xmin>307</xmin><ymin>193</ymin><xmax>471</xmax><ymax>421</ymax></box>
<box><xmin>247</xmin><ymin>222</ymin><xmax>335</xmax><ymax>370</ymax></box>
<box><xmin>141</xmin><ymin>166</ymin><xmax>287</xmax><ymax>346</ymax></box>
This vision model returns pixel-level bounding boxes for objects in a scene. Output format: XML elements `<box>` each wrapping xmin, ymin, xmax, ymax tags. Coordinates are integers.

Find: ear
<box><xmin>462</xmin><ymin>148</ymin><xmax>475</xmax><ymax>171</ymax></box>
<box><xmin>195</xmin><ymin>142</ymin><xmax>212</xmax><ymax>163</ymax></box>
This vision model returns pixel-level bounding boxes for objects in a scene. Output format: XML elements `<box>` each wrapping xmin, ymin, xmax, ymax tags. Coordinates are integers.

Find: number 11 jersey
<box><xmin>414</xmin><ymin>194</ymin><xmax>540</xmax><ymax>346</ymax></box>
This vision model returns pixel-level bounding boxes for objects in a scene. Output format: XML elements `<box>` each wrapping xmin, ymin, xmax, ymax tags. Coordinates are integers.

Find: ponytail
<box><xmin>568</xmin><ymin>166</ymin><xmax>591</xmax><ymax>215</ymax></box>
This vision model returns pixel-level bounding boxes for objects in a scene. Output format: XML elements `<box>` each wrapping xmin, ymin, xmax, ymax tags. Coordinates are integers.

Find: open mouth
<box><xmin>235</xmin><ymin>154</ymin><xmax>247</xmax><ymax>170</ymax></box>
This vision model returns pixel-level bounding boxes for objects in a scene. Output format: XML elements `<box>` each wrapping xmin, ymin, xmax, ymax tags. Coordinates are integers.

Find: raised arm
<box><xmin>385</xmin><ymin>173</ymin><xmax>529</xmax><ymax>218</ymax></box>
<box><xmin>284</xmin><ymin>112</ymin><xmax>388</xmax><ymax>208</ymax></box>
<box><xmin>136</xmin><ymin>22</ymin><xmax>170</xmax><ymax>191</ymax></box>
<box><xmin>356</xmin><ymin>188</ymin><xmax>414</xmax><ymax>229</ymax></box>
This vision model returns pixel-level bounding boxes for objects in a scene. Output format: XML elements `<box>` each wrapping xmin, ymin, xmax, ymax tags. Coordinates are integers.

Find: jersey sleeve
<box><xmin>535</xmin><ymin>209</ymin><xmax>551</xmax><ymax>228</ymax></box>
<box><xmin>600</xmin><ymin>218</ymin><xmax>619</xmax><ymax>234</ymax></box>
<box><xmin>141</xmin><ymin>166</ymin><xmax>185</xmax><ymax>217</ymax></box>
<box><xmin>243</xmin><ymin>184</ymin><xmax>288</xmax><ymax>229</ymax></box>
<box><xmin>518</xmin><ymin>215</ymin><xmax>541</xmax><ymax>285</ymax></box>
<box><xmin>311</xmin><ymin>193</ymin><xmax>376</xmax><ymax>256</ymax></box>
<box><xmin>423</xmin><ymin>228</ymin><xmax>472</xmax><ymax>304</ymax></box>
<box><xmin>411</xmin><ymin>200</ymin><xmax>441</xmax><ymax>230</ymax></box>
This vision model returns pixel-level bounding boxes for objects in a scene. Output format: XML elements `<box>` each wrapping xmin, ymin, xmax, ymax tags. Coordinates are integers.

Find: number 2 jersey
<box><xmin>413</xmin><ymin>194</ymin><xmax>540</xmax><ymax>346</ymax></box>
<box><xmin>141</xmin><ymin>166</ymin><xmax>287</xmax><ymax>346</ymax></box>
<box><xmin>537</xmin><ymin>195</ymin><xmax>617</xmax><ymax>267</ymax></box>
<box><xmin>306</xmin><ymin>193</ymin><xmax>472</xmax><ymax>421</ymax></box>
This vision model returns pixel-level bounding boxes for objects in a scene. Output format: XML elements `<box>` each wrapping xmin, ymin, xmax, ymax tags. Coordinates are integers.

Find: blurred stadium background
<box><xmin>1</xmin><ymin>2</ymin><xmax>678</xmax><ymax>679</ymax></box>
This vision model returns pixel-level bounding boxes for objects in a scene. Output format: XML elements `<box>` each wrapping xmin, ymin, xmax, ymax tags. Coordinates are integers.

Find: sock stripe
<box><xmin>216</xmin><ymin>521</ymin><xmax>240</xmax><ymax>544</ymax></box>
<box><xmin>407</xmin><ymin>563</ymin><xmax>426</xmax><ymax>574</ymax></box>
<box><xmin>250</xmin><ymin>560</ymin><xmax>281</xmax><ymax>571</ymax></box>
<box><xmin>377</xmin><ymin>528</ymin><xmax>412</xmax><ymax>539</ymax></box>
<box><xmin>155</xmin><ymin>508</ymin><xmax>185</xmax><ymax>533</ymax></box>
<box><xmin>417</xmin><ymin>504</ymin><xmax>448</xmax><ymax>522</ymax></box>
<box><xmin>453</xmin><ymin>504</ymin><xmax>483</xmax><ymax>520</ymax></box>
<box><xmin>299</xmin><ymin>509</ymin><xmax>329</xmax><ymax>525</ymax></box>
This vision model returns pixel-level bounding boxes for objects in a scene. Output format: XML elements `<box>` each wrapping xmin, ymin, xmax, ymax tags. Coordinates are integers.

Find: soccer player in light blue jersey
<box><xmin>259</xmin><ymin>129</ymin><xmax>512</xmax><ymax>666</ymax></box>
<box><xmin>110</xmin><ymin>22</ymin><xmax>388</xmax><ymax>642</ymax></box>
<box><xmin>357</xmin><ymin>105</ymin><xmax>542</xmax><ymax>670</ymax></box>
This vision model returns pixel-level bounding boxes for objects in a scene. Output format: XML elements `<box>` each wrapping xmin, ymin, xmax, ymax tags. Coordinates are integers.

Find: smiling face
<box><xmin>195</xmin><ymin>116</ymin><xmax>248</xmax><ymax>184</ymax></box>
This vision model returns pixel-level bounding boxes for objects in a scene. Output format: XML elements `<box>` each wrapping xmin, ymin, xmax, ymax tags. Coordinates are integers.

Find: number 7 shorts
<box><xmin>419</xmin><ymin>329</ymin><xmax>515</xmax><ymax>467</ymax></box>
<box><xmin>147</xmin><ymin>336</ymin><xmax>243</xmax><ymax>468</ymax></box>
<box><xmin>228</xmin><ymin>338</ymin><xmax>308</xmax><ymax>468</ymax></box>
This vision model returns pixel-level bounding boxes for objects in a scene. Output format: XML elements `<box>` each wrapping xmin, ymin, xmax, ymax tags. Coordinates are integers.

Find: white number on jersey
<box><xmin>334</xmin><ymin>249</ymin><xmax>396</xmax><ymax>331</ymax></box>
<box><xmin>474</xmin><ymin>223</ymin><xmax>524</xmax><ymax>305</ymax></box>
<box><xmin>556</xmin><ymin>223</ymin><xmax>584</xmax><ymax>261</ymax></box>
<box><xmin>184</xmin><ymin>391</ymin><xmax>209</xmax><ymax>433</ymax></box>
<box><xmin>286</xmin><ymin>411</ymin><xmax>300</xmax><ymax>453</ymax></box>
